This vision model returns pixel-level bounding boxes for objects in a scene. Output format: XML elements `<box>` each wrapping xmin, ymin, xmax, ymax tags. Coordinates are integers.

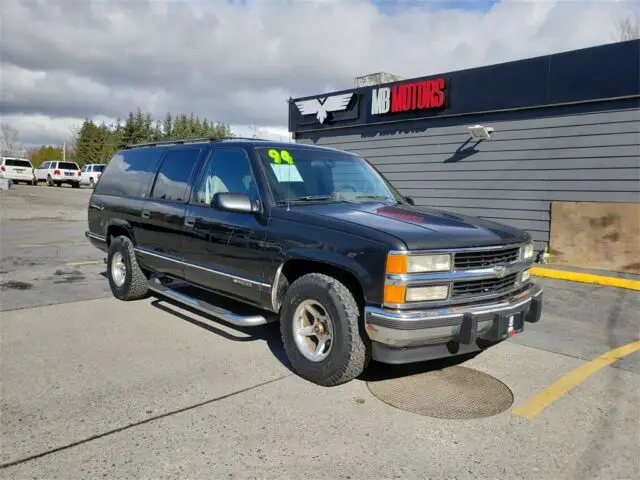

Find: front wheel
<box><xmin>106</xmin><ymin>235</ymin><xmax>149</xmax><ymax>301</ymax></box>
<box><xmin>280</xmin><ymin>273</ymin><xmax>370</xmax><ymax>387</ymax></box>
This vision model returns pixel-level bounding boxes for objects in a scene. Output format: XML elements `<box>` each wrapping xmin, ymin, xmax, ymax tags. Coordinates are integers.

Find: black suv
<box><xmin>86</xmin><ymin>137</ymin><xmax>543</xmax><ymax>386</ymax></box>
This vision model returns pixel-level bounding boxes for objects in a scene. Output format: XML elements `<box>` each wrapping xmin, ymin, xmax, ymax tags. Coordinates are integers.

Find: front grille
<box><xmin>454</xmin><ymin>247</ymin><xmax>520</xmax><ymax>270</ymax></box>
<box><xmin>452</xmin><ymin>273</ymin><xmax>518</xmax><ymax>299</ymax></box>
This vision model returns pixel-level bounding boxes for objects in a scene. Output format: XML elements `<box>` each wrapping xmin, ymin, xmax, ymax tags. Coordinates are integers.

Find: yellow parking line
<box><xmin>512</xmin><ymin>340</ymin><xmax>640</xmax><ymax>420</ymax></box>
<box><xmin>65</xmin><ymin>260</ymin><xmax>103</xmax><ymax>267</ymax></box>
<box><xmin>530</xmin><ymin>266</ymin><xmax>640</xmax><ymax>291</ymax></box>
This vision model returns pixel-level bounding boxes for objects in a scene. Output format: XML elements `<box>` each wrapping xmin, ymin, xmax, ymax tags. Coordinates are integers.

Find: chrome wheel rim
<box><xmin>111</xmin><ymin>251</ymin><xmax>126</xmax><ymax>287</ymax></box>
<box><xmin>292</xmin><ymin>300</ymin><xmax>334</xmax><ymax>362</ymax></box>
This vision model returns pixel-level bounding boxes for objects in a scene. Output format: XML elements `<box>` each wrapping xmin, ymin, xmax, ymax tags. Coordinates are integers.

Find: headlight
<box><xmin>386</xmin><ymin>252</ymin><xmax>452</xmax><ymax>274</ymax></box>
<box><xmin>406</xmin><ymin>285</ymin><xmax>449</xmax><ymax>302</ymax></box>
<box><xmin>521</xmin><ymin>269</ymin><xmax>531</xmax><ymax>282</ymax></box>
<box><xmin>408</xmin><ymin>254</ymin><xmax>451</xmax><ymax>273</ymax></box>
<box><xmin>522</xmin><ymin>242</ymin><xmax>534</xmax><ymax>260</ymax></box>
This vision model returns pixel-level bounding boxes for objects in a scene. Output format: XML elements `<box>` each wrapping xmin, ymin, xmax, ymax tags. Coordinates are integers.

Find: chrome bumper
<box><xmin>364</xmin><ymin>283</ymin><xmax>543</xmax><ymax>348</ymax></box>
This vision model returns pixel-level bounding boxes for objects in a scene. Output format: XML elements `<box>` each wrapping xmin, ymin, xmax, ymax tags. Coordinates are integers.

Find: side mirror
<box><xmin>212</xmin><ymin>192</ymin><xmax>259</xmax><ymax>213</ymax></box>
<box><xmin>404</xmin><ymin>196</ymin><xmax>415</xmax><ymax>206</ymax></box>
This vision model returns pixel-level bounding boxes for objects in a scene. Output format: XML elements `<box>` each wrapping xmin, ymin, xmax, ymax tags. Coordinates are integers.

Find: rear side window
<box><xmin>94</xmin><ymin>148</ymin><xmax>162</xmax><ymax>198</ymax></box>
<box><xmin>94</xmin><ymin>165</ymin><xmax>105</xmax><ymax>172</ymax></box>
<box><xmin>150</xmin><ymin>148</ymin><xmax>203</xmax><ymax>203</ymax></box>
<box><xmin>5</xmin><ymin>159</ymin><xmax>32</xmax><ymax>167</ymax></box>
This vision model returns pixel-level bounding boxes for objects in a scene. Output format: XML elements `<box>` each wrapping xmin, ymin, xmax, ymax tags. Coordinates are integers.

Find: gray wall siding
<box><xmin>296</xmin><ymin>107</ymin><xmax>640</xmax><ymax>249</ymax></box>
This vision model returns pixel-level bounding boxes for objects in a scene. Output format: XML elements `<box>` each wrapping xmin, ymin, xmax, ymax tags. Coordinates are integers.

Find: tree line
<box><xmin>26</xmin><ymin>109</ymin><xmax>232</xmax><ymax>167</ymax></box>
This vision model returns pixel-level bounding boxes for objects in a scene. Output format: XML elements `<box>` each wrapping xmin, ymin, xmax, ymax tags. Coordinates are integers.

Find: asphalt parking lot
<box><xmin>1</xmin><ymin>184</ymin><xmax>639</xmax><ymax>479</ymax></box>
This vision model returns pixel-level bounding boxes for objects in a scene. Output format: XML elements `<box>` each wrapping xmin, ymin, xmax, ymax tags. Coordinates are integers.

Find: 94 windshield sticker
<box><xmin>268</xmin><ymin>149</ymin><xmax>294</xmax><ymax>165</ymax></box>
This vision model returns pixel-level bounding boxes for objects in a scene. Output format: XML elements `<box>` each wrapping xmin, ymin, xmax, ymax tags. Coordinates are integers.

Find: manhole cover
<box><xmin>366</xmin><ymin>365</ymin><xmax>513</xmax><ymax>419</ymax></box>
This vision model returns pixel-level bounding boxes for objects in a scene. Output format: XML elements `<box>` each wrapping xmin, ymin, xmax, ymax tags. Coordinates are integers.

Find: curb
<box><xmin>530</xmin><ymin>266</ymin><xmax>640</xmax><ymax>291</ymax></box>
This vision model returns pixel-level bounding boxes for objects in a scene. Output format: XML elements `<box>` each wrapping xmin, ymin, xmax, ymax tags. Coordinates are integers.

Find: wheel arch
<box><xmin>272</xmin><ymin>254</ymin><xmax>368</xmax><ymax>313</ymax></box>
<box><xmin>106</xmin><ymin>220</ymin><xmax>135</xmax><ymax>246</ymax></box>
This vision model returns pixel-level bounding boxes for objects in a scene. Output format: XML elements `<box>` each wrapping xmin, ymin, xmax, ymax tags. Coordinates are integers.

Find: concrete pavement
<box><xmin>1</xmin><ymin>184</ymin><xmax>639</xmax><ymax>479</ymax></box>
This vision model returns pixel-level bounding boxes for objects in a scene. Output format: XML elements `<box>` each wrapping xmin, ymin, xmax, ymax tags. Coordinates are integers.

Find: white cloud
<box><xmin>1</xmin><ymin>0</ymin><xmax>636</xmax><ymax>145</ymax></box>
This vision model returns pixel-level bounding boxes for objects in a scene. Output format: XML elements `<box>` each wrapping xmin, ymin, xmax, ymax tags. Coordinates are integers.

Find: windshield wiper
<box><xmin>281</xmin><ymin>195</ymin><xmax>333</xmax><ymax>203</ymax></box>
<box><xmin>354</xmin><ymin>195</ymin><xmax>390</xmax><ymax>201</ymax></box>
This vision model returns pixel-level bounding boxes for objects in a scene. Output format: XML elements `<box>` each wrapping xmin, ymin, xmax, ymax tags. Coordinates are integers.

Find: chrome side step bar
<box><xmin>148</xmin><ymin>282</ymin><xmax>269</xmax><ymax>327</ymax></box>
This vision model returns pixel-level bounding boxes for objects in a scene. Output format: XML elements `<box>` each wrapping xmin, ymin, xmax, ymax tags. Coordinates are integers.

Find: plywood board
<box><xmin>549</xmin><ymin>201</ymin><xmax>640</xmax><ymax>274</ymax></box>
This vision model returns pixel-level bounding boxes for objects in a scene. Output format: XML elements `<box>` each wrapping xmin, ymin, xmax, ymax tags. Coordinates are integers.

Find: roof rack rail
<box><xmin>123</xmin><ymin>136</ymin><xmax>269</xmax><ymax>149</ymax></box>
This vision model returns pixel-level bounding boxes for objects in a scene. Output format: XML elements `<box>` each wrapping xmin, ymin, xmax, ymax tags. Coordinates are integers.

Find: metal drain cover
<box><xmin>366</xmin><ymin>366</ymin><xmax>513</xmax><ymax>419</ymax></box>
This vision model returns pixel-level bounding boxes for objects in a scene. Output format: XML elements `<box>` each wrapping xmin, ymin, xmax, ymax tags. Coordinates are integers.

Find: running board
<box><xmin>148</xmin><ymin>282</ymin><xmax>269</xmax><ymax>327</ymax></box>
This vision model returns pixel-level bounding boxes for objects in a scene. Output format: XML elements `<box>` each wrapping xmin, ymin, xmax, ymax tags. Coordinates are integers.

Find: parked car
<box><xmin>0</xmin><ymin>157</ymin><xmax>36</xmax><ymax>185</ymax></box>
<box><xmin>80</xmin><ymin>163</ymin><xmax>105</xmax><ymax>188</ymax></box>
<box><xmin>86</xmin><ymin>137</ymin><xmax>543</xmax><ymax>386</ymax></box>
<box><xmin>36</xmin><ymin>160</ymin><xmax>81</xmax><ymax>187</ymax></box>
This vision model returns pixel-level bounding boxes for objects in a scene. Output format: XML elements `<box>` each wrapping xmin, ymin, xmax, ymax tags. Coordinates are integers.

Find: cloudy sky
<box><xmin>1</xmin><ymin>0</ymin><xmax>637</xmax><ymax>146</ymax></box>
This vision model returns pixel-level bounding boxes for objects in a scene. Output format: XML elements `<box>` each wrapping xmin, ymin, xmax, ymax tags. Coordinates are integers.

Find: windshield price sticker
<box><xmin>268</xmin><ymin>149</ymin><xmax>294</xmax><ymax>165</ymax></box>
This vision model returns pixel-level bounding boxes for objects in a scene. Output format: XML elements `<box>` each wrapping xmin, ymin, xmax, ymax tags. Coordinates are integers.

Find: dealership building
<box><xmin>287</xmin><ymin>40</ymin><xmax>640</xmax><ymax>271</ymax></box>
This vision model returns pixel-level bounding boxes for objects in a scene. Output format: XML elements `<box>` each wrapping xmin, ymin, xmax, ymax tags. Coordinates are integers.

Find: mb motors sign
<box><xmin>371</xmin><ymin>78</ymin><xmax>447</xmax><ymax>116</ymax></box>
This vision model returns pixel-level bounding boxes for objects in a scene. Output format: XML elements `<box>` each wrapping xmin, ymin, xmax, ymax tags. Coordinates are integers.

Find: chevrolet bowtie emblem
<box><xmin>495</xmin><ymin>265</ymin><xmax>507</xmax><ymax>278</ymax></box>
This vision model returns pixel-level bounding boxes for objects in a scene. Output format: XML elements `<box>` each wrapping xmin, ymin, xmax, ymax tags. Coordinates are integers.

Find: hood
<box><xmin>279</xmin><ymin>201</ymin><xmax>530</xmax><ymax>250</ymax></box>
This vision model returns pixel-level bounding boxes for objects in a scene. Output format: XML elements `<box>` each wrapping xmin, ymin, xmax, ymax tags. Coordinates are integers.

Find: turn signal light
<box><xmin>54</xmin><ymin>169</ymin><xmax>61</xmax><ymax>175</ymax></box>
<box><xmin>383</xmin><ymin>284</ymin><xmax>406</xmax><ymax>304</ymax></box>
<box><xmin>385</xmin><ymin>252</ymin><xmax>407</xmax><ymax>274</ymax></box>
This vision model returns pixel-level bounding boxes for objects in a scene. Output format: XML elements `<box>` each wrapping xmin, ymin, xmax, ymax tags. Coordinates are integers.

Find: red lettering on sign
<box><xmin>386</xmin><ymin>77</ymin><xmax>447</xmax><ymax>114</ymax></box>
<box><xmin>431</xmin><ymin>77</ymin><xmax>445</xmax><ymax>108</ymax></box>
<box><xmin>391</xmin><ymin>85</ymin><xmax>405</xmax><ymax>113</ymax></box>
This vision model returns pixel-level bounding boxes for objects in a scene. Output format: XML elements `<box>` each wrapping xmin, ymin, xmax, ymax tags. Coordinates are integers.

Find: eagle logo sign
<box><xmin>294</xmin><ymin>93</ymin><xmax>354</xmax><ymax>124</ymax></box>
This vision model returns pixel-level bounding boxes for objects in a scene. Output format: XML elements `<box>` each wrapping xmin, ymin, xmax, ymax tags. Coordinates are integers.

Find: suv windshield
<box><xmin>256</xmin><ymin>146</ymin><xmax>403</xmax><ymax>204</ymax></box>
<box><xmin>59</xmin><ymin>162</ymin><xmax>79</xmax><ymax>170</ymax></box>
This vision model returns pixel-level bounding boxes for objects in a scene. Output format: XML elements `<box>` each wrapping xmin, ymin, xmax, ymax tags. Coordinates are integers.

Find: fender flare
<box><xmin>271</xmin><ymin>247</ymin><xmax>374</xmax><ymax>311</ymax></box>
<box><xmin>106</xmin><ymin>219</ymin><xmax>136</xmax><ymax>245</ymax></box>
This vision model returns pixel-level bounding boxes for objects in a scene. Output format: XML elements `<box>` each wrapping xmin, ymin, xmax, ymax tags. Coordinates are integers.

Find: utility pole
<box><xmin>63</xmin><ymin>142</ymin><xmax>66</xmax><ymax>161</ymax></box>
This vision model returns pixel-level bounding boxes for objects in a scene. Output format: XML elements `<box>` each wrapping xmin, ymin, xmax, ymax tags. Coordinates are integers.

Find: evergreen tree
<box><xmin>163</xmin><ymin>112</ymin><xmax>173</xmax><ymax>139</ymax></box>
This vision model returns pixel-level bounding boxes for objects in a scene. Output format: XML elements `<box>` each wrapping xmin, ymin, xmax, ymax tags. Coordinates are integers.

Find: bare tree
<box><xmin>615</xmin><ymin>15</ymin><xmax>640</xmax><ymax>41</ymax></box>
<box><xmin>0</xmin><ymin>123</ymin><xmax>23</xmax><ymax>155</ymax></box>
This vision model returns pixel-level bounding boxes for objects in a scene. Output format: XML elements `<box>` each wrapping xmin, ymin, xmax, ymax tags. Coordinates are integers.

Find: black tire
<box><xmin>72</xmin><ymin>182</ymin><xmax>80</xmax><ymax>189</ymax></box>
<box><xmin>106</xmin><ymin>235</ymin><xmax>149</xmax><ymax>301</ymax></box>
<box><xmin>280</xmin><ymin>273</ymin><xmax>370</xmax><ymax>387</ymax></box>
<box><xmin>55</xmin><ymin>181</ymin><xmax>61</xmax><ymax>187</ymax></box>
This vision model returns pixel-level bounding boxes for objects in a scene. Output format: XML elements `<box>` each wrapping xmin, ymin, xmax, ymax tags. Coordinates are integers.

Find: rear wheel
<box><xmin>107</xmin><ymin>235</ymin><xmax>149</xmax><ymax>301</ymax></box>
<box><xmin>280</xmin><ymin>273</ymin><xmax>370</xmax><ymax>387</ymax></box>
<box><xmin>72</xmin><ymin>182</ymin><xmax>80</xmax><ymax>189</ymax></box>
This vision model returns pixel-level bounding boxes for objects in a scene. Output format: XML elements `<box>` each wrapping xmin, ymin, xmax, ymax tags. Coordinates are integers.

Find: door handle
<box><xmin>141</xmin><ymin>209</ymin><xmax>150</xmax><ymax>219</ymax></box>
<box><xmin>184</xmin><ymin>216</ymin><xmax>195</xmax><ymax>228</ymax></box>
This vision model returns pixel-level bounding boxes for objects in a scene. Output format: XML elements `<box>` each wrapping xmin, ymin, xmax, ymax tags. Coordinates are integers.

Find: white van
<box><xmin>0</xmin><ymin>157</ymin><xmax>36</xmax><ymax>185</ymax></box>
<box><xmin>35</xmin><ymin>160</ymin><xmax>81</xmax><ymax>188</ymax></box>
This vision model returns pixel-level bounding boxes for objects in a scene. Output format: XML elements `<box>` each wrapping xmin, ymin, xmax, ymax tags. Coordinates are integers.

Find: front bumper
<box><xmin>364</xmin><ymin>282</ymin><xmax>543</xmax><ymax>363</ymax></box>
